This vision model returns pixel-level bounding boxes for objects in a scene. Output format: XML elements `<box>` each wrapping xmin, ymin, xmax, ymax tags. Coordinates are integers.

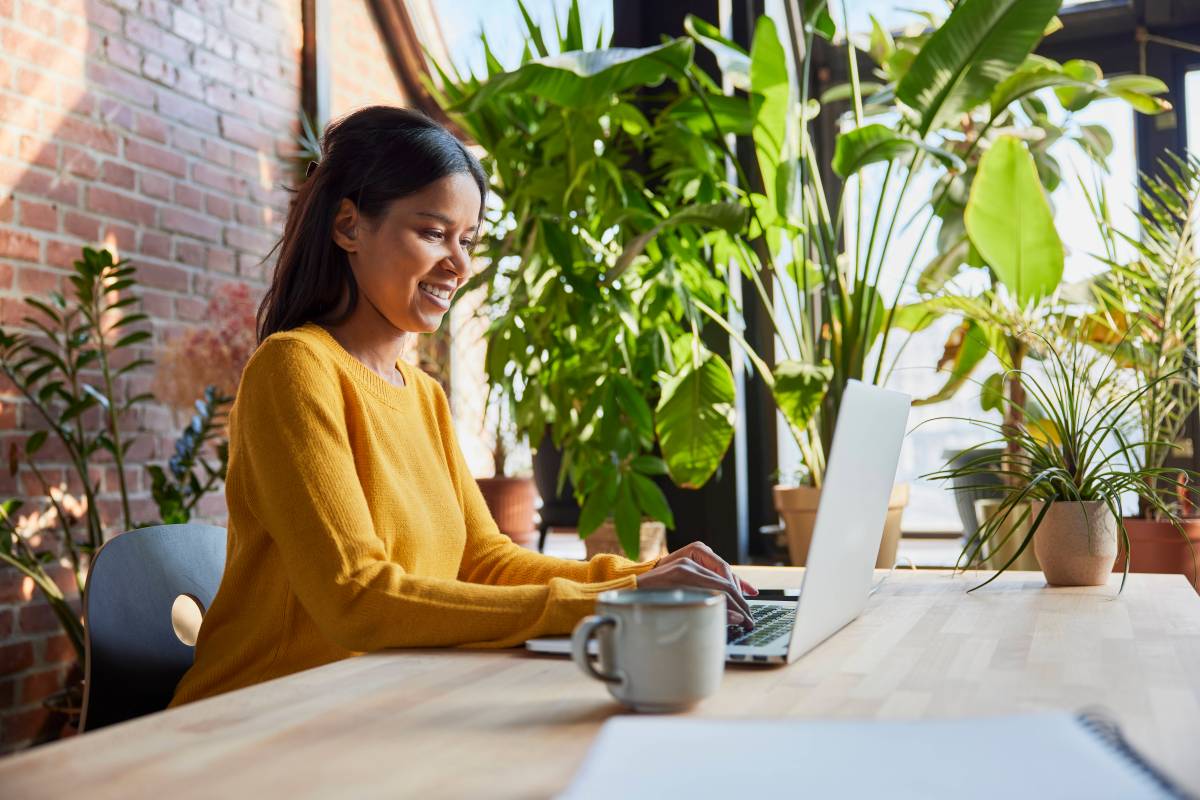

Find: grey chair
<box><xmin>80</xmin><ymin>524</ymin><xmax>226</xmax><ymax>731</ymax></box>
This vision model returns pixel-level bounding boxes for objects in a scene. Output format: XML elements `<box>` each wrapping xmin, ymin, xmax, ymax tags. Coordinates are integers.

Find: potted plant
<box><xmin>429</xmin><ymin>1</ymin><xmax>745</xmax><ymax>559</ymax></box>
<box><xmin>475</xmin><ymin>388</ymin><xmax>539</xmax><ymax>547</ymax></box>
<box><xmin>925</xmin><ymin>336</ymin><xmax>1195</xmax><ymax>590</ymax></box>
<box><xmin>1083</xmin><ymin>152</ymin><xmax>1200</xmax><ymax>588</ymax></box>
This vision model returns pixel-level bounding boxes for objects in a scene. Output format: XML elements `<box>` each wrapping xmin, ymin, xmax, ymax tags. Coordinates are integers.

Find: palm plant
<box><xmin>924</xmin><ymin>335</ymin><xmax>1195</xmax><ymax>591</ymax></box>
<box><xmin>1083</xmin><ymin>152</ymin><xmax>1200</xmax><ymax>518</ymax></box>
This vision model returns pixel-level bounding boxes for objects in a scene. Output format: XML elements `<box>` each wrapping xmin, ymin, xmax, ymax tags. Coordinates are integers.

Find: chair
<box><xmin>80</xmin><ymin>523</ymin><xmax>226</xmax><ymax>731</ymax></box>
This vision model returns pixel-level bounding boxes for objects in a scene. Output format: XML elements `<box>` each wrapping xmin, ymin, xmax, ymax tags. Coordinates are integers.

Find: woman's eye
<box><xmin>421</xmin><ymin>229</ymin><xmax>445</xmax><ymax>241</ymax></box>
<box><xmin>461</xmin><ymin>238</ymin><xmax>476</xmax><ymax>250</ymax></box>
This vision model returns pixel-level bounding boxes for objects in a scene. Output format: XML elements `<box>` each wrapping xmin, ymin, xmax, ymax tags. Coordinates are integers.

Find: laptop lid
<box><xmin>785</xmin><ymin>380</ymin><xmax>910</xmax><ymax>663</ymax></box>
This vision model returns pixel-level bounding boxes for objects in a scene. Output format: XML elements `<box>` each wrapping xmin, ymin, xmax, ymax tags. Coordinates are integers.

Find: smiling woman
<box><xmin>168</xmin><ymin>106</ymin><xmax>756</xmax><ymax>708</ymax></box>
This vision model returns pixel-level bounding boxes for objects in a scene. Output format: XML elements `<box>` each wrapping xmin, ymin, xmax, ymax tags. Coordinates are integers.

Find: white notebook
<box><xmin>561</xmin><ymin>713</ymin><xmax>1188</xmax><ymax>799</ymax></box>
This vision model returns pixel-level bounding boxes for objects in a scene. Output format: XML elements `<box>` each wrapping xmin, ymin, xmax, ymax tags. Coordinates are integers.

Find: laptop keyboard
<box><xmin>727</xmin><ymin>603</ymin><xmax>795</xmax><ymax>647</ymax></box>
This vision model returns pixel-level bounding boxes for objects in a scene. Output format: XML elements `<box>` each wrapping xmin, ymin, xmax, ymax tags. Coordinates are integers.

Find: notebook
<box><xmin>560</xmin><ymin>713</ymin><xmax>1192</xmax><ymax>799</ymax></box>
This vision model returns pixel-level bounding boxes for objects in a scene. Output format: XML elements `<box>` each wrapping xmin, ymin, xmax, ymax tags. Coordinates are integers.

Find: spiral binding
<box><xmin>1076</xmin><ymin>710</ymin><xmax>1197</xmax><ymax>800</ymax></box>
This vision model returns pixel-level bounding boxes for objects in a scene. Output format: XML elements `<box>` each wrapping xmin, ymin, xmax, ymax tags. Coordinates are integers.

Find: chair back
<box><xmin>81</xmin><ymin>524</ymin><xmax>226</xmax><ymax>731</ymax></box>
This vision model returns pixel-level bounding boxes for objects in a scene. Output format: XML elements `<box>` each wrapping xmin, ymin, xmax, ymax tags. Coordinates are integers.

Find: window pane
<box><xmin>439</xmin><ymin>0</ymin><xmax>612</xmax><ymax>75</ymax></box>
<box><xmin>1188</xmin><ymin>70</ymin><xmax>1200</xmax><ymax>159</ymax></box>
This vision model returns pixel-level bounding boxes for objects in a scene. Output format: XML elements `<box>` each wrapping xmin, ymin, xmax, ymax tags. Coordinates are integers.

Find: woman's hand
<box><xmin>638</xmin><ymin>542</ymin><xmax>759</xmax><ymax>628</ymax></box>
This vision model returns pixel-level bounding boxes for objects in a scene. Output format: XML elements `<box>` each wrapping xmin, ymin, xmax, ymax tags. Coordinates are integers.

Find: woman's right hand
<box><xmin>637</xmin><ymin>542</ymin><xmax>756</xmax><ymax>629</ymax></box>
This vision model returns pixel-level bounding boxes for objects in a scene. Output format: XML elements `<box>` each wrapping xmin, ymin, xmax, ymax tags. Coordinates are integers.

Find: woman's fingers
<box><xmin>738</xmin><ymin>576</ymin><xmax>759</xmax><ymax>596</ymax></box>
<box><xmin>671</xmin><ymin>559</ymin><xmax>755</xmax><ymax>625</ymax></box>
<box><xmin>728</xmin><ymin>610</ymin><xmax>746</xmax><ymax>626</ymax></box>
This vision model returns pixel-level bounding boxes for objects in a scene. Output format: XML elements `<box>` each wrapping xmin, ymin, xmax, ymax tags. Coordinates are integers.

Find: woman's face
<box><xmin>332</xmin><ymin>172</ymin><xmax>482</xmax><ymax>334</ymax></box>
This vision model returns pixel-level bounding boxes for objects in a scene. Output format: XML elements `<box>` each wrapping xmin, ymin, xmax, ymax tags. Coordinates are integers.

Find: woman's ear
<box><xmin>331</xmin><ymin>198</ymin><xmax>359</xmax><ymax>253</ymax></box>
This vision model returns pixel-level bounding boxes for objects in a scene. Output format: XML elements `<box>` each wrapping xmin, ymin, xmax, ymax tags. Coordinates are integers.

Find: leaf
<box><xmin>771</xmin><ymin>360</ymin><xmax>833</xmax><ymax>439</ymax></box>
<box><xmin>115</xmin><ymin>330</ymin><xmax>152</xmax><ymax>349</ymax></box>
<box><xmin>655</xmin><ymin>351</ymin><xmax>736</xmax><ymax>489</ymax></box>
<box><xmin>750</xmin><ymin>16</ymin><xmax>789</xmax><ymax>217</ymax></box>
<box><xmin>80</xmin><ymin>382</ymin><xmax>112</xmax><ymax>410</ymax></box>
<box><xmin>577</xmin><ymin>472</ymin><xmax>618</xmax><ymax>538</ymax></box>
<box><xmin>454</xmin><ymin>38</ymin><xmax>694</xmax><ymax>112</ymax></box>
<box><xmin>965</xmin><ymin>135</ymin><xmax>1063</xmax><ymax>305</ymax></box>
<box><xmin>613</xmin><ymin>479</ymin><xmax>642</xmax><ymax>560</ymax></box>
<box><xmin>611</xmin><ymin>203</ymin><xmax>746</xmax><ymax>281</ymax></box>
<box><xmin>1053</xmin><ymin>59</ymin><xmax>1101</xmax><ymax>111</ymax></box>
<box><xmin>896</xmin><ymin>0</ymin><xmax>1061</xmax><ymax>135</ymax></box>
<box><xmin>684</xmin><ymin>14</ymin><xmax>750</xmax><ymax>91</ymax></box>
<box><xmin>25</xmin><ymin>430</ymin><xmax>47</xmax><ymax>456</ymax></box>
<box><xmin>832</xmin><ymin>123</ymin><xmax>964</xmax><ymax>178</ymax></box>
<box><xmin>917</xmin><ymin>237</ymin><xmax>970</xmax><ymax>294</ymax></box>
<box><xmin>981</xmin><ymin>371</ymin><xmax>1005</xmax><ymax>412</ymax></box>
<box><xmin>611</xmin><ymin>375</ymin><xmax>653</xmax><ymax>443</ymax></box>
<box><xmin>915</xmin><ymin>320</ymin><xmax>990</xmax><ymax>405</ymax></box>
<box><xmin>630</xmin><ymin>472</ymin><xmax>674</xmax><ymax>529</ymax></box>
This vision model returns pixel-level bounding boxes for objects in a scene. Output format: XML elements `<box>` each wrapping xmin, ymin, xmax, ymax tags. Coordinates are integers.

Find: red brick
<box><xmin>174</xmin><ymin>182</ymin><xmax>202</xmax><ymax>210</ymax></box>
<box><xmin>101</xmin><ymin>223</ymin><xmax>137</xmax><ymax>254</ymax></box>
<box><xmin>45</xmin><ymin>240</ymin><xmax>77</xmax><ymax>269</ymax></box>
<box><xmin>102</xmin><ymin>160</ymin><xmax>136</xmax><ymax>190</ymax></box>
<box><xmin>193</xmin><ymin>162</ymin><xmax>246</xmax><ymax>195</ymax></box>
<box><xmin>19</xmin><ymin>200</ymin><xmax>57</xmax><ymax>232</ymax></box>
<box><xmin>21</xmin><ymin>667</ymin><xmax>66</xmax><ymax>704</ymax></box>
<box><xmin>19</xmin><ymin>137</ymin><xmax>56</xmax><ymax>168</ymax></box>
<box><xmin>86</xmin><ymin>62</ymin><xmax>155</xmax><ymax>108</ymax></box>
<box><xmin>42</xmin><ymin>633</ymin><xmax>76</xmax><ymax>664</ymax></box>
<box><xmin>98</xmin><ymin>97</ymin><xmax>135</xmax><ymax>132</ymax></box>
<box><xmin>142</xmin><ymin>52</ymin><xmax>178</xmax><ymax>88</ymax></box>
<box><xmin>19</xmin><ymin>3</ymin><xmax>55</xmax><ymax>36</ymax></box>
<box><xmin>62</xmin><ymin>146</ymin><xmax>99</xmax><ymax>179</ymax></box>
<box><xmin>156</xmin><ymin>88</ymin><xmax>218</xmax><ymax>133</ymax></box>
<box><xmin>174</xmin><ymin>294</ymin><xmax>206</xmax><ymax>320</ymax></box>
<box><xmin>140</xmin><ymin>230</ymin><xmax>170</xmax><ymax>259</ymax></box>
<box><xmin>86</xmin><ymin>186</ymin><xmax>155</xmax><ymax>227</ymax></box>
<box><xmin>136</xmin><ymin>260</ymin><xmax>190</xmax><ymax>291</ymax></box>
<box><xmin>134</xmin><ymin>112</ymin><xmax>168</xmax><ymax>143</ymax></box>
<box><xmin>16</xmin><ymin>170</ymin><xmax>79</xmax><ymax>206</ymax></box>
<box><xmin>125</xmin><ymin>138</ymin><xmax>187</xmax><ymax>177</ymax></box>
<box><xmin>0</xmin><ymin>608</ymin><xmax>12</xmax><ymax>638</ymax></box>
<box><xmin>139</xmin><ymin>170</ymin><xmax>171</xmax><ymax>200</ymax></box>
<box><xmin>57</xmin><ymin>115</ymin><xmax>118</xmax><ymax>155</ymax></box>
<box><xmin>200</xmin><ymin>137</ymin><xmax>233</xmax><ymax>167</ymax></box>
<box><xmin>175</xmin><ymin>239</ymin><xmax>204</xmax><ymax>267</ymax></box>
<box><xmin>124</xmin><ymin>16</ymin><xmax>187</xmax><ymax>61</ymax></box>
<box><xmin>64</xmin><ymin>212</ymin><xmax>100</xmax><ymax>240</ymax></box>
<box><xmin>172</xmin><ymin>8</ymin><xmax>205</xmax><ymax>44</ymax></box>
<box><xmin>0</xmin><ymin>641</ymin><xmax>34</xmax><ymax>674</ymax></box>
<box><xmin>86</xmin><ymin>0</ymin><xmax>122</xmax><ymax>33</ymax></box>
<box><xmin>0</xmin><ymin>230</ymin><xmax>39</xmax><ymax>261</ymax></box>
<box><xmin>205</xmin><ymin>193</ymin><xmax>232</xmax><ymax>220</ymax></box>
<box><xmin>0</xmin><ymin>198</ymin><xmax>11</xmax><ymax>224</ymax></box>
<box><xmin>1</xmin><ymin>706</ymin><xmax>48</xmax><ymax>747</ymax></box>
<box><xmin>18</xmin><ymin>601</ymin><xmax>60</xmax><ymax>635</ymax></box>
<box><xmin>161</xmin><ymin>207</ymin><xmax>219</xmax><ymax>241</ymax></box>
<box><xmin>0</xmin><ymin>678</ymin><xmax>14</xmax><ymax>709</ymax></box>
<box><xmin>220</xmin><ymin>115</ymin><xmax>272</xmax><ymax>151</ymax></box>
<box><xmin>103</xmin><ymin>33</ymin><xmax>140</xmax><ymax>72</ymax></box>
<box><xmin>173</xmin><ymin>128</ymin><xmax>203</xmax><ymax>156</ymax></box>
<box><xmin>18</xmin><ymin>266</ymin><xmax>62</xmax><ymax>295</ymax></box>
<box><xmin>206</xmin><ymin>247</ymin><xmax>236</xmax><ymax>273</ymax></box>
<box><xmin>225</xmin><ymin>226</ymin><xmax>275</xmax><ymax>255</ymax></box>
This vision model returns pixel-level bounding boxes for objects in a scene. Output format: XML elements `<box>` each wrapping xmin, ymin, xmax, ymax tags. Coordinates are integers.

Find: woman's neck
<box><xmin>320</xmin><ymin>301</ymin><xmax>410</xmax><ymax>388</ymax></box>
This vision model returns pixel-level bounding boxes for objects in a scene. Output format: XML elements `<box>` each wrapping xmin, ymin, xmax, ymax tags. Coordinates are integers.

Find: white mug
<box><xmin>571</xmin><ymin>588</ymin><xmax>726</xmax><ymax>712</ymax></box>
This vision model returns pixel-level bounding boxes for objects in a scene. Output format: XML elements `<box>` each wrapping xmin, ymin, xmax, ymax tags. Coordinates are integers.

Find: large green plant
<box><xmin>1083</xmin><ymin>152</ymin><xmax>1200</xmax><ymax>518</ymax></box>
<box><xmin>685</xmin><ymin>0</ymin><xmax>1169</xmax><ymax>488</ymax></box>
<box><xmin>429</xmin><ymin>1</ymin><xmax>747</xmax><ymax>558</ymax></box>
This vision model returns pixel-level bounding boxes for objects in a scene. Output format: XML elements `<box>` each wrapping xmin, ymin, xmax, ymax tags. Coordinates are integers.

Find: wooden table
<box><xmin>3</xmin><ymin>569</ymin><xmax>1200</xmax><ymax>798</ymax></box>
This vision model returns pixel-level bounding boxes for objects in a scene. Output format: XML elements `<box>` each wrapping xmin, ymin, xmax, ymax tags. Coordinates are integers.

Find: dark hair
<box><xmin>257</xmin><ymin>106</ymin><xmax>487</xmax><ymax>342</ymax></box>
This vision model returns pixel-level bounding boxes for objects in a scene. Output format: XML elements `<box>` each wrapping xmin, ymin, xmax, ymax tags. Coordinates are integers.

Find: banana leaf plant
<box><xmin>426</xmin><ymin>1</ymin><xmax>748</xmax><ymax>558</ymax></box>
<box><xmin>684</xmin><ymin>0</ymin><xmax>1170</xmax><ymax>489</ymax></box>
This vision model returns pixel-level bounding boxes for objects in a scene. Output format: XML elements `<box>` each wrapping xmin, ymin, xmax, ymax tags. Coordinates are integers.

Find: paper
<box><xmin>561</xmin><ymin>713</ymin><xmax>1173</xmax><ymax>799</ymax></box>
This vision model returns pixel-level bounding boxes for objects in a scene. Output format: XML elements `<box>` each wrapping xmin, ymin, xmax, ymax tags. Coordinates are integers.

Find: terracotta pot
<box><xmin>972</xmin><ymin>499</ymin><xmax>1041</xmax><ymax>572</ymax></box>
<box><xmin>1032</xmin><ymin>500</ymin><xmax>1118</xmax><ymax>586</ymax></box>
<box><xmin>1115</xmin><ymin>517</ymin><xmax>1200</xmax><ymax>591</ymax></box>
<box><xmin>773</xmin><ymin>483</ymin><xmax>909</xmax><ymax>568</ymax></box>
<box><xmin>476</xmin><ymin>477</ymin><xmax>539</xmax><ymax>546</ymax></box>
<box><xmin>583</xmin><ymin>520</ymin><xmax>668</xmax><ymax>562</ymax></box>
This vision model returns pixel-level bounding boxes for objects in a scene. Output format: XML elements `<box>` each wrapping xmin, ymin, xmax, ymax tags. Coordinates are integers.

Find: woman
<box><xmin>171</xmin><ymin>107</ymin><xmax>755</xmax><ymax>707</ymax></box>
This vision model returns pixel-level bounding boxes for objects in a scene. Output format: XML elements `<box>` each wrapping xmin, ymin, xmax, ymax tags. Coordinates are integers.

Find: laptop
<box><xmin>526</xmin><ymin>379</ymin><xmax>911</xmax><ymax>665</ymax></box>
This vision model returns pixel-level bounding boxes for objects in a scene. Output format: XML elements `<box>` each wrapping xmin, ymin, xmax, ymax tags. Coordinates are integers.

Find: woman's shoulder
<box><xmin>240</xmin><ymin>325</ymin><xmax>338</xmax><ymax>392</ymax></box>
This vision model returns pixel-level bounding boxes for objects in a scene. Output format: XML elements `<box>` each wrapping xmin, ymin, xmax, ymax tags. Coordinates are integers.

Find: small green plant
<box><xmin>924</xmin><ymin>335</ymin><xmax>1196</xmax><ymax>591</ymax></box>
<box><xmin>147</xmin><ymin>385</ymin><xmax>233</xmax><ymax>525</ymax></box>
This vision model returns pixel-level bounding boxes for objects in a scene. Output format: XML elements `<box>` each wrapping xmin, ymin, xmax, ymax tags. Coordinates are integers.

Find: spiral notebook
<box><xmin>561</xmin><ymin>712</ymin><xmax>1193</xmax><ymax>799</ymax></box>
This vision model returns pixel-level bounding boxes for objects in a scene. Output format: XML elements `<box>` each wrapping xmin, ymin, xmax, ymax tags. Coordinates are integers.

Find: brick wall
<box><xmin>329</xmin><ymin>0</ymin><xmax>405</xmax><ymax>118</ymax></box>
<box><xmin>0</xmin><ymin>0</ymin><xmax>304</xmax><ymax>753</ymax></box>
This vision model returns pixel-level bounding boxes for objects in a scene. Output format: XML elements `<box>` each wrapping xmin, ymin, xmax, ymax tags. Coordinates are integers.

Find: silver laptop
<box><xmin>526</xmin><ymin>380</ymin><xmax>911</xmax><ymax>665</ymax></box>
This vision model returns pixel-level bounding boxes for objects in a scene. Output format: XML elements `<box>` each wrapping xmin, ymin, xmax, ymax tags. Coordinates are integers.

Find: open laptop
<box><xmin>526</xmin><ymin>379</ymin><xmax>911</xmax><ymax>665</ymax></box>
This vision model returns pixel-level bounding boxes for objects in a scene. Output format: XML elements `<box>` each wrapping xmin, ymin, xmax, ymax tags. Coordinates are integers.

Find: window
<box><xmin>1188</xmin><ymin>70</ymin><xmax>1200</xmax><ymax>158</ymax></box>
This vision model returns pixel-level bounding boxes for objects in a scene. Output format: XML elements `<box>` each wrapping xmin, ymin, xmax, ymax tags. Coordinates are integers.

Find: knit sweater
<box><xmin>170</xmin><ymin>323</ymin><xmax>652</xmax><ymax>707</ymax></box>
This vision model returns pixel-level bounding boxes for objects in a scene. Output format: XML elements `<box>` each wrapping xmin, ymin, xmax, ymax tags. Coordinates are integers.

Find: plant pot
<box><xmin>583</xmin><ymin>520</ymin><xmax>668</xmax><ymax>562</ymax></box>
<box><xmin>972</xmin><ymin>498</ymin><xmax>1042</xmax><ymax>572</ymax></box>
<box><xmin>1032</xmin><ymin>500</ymin><xmax>1118</xmax><ymax>587</ymax></box>
<box><xmin>773</xmin><ymin>483</ymin><xmax>909</xmax><ymax>568</ymax></box>
<box><xmin>1115</xmin><ymin>517</ymin><xmax>1200</xmax><ymax>591</ymax></box>
<box><xmin>943</xmin><ymin>447</ymin><xmax>1005</xmax><ymax>544</ymax></box>
<box><xmin>532</xmin><ymin>431</ymin><xmax>579</xmax><ymax>529</ymax></box>
<box><xmin>476</xmin><ymin>477</ymin><xmax>539</xmax><ymax>546</ymax></box>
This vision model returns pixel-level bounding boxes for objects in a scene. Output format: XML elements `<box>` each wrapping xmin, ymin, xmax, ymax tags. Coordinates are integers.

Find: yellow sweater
<box><xmin>171</xmin><ymin>323</ymin><xmax>652</xmax><ymax>707</ymax></box>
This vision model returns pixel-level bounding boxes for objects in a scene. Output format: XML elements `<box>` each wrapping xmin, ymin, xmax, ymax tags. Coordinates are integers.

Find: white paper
<box><xmin>561</xmin><ymin>713</ymin><xmax>1170</xmax><ymax>799</ymax></box>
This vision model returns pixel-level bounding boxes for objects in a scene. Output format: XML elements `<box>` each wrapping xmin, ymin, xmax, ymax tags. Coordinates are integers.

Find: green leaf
<box><xmin>917</xmin><ymin>237</ymin><xmax>970</xmax><ymax>294</ymax></box>
<box><xmin>613</xmin><ymin>479</ymin><xmax>642</xmax><ymax>560</ymax></box>
<box><xmin>832</xmin><ymin>123</ymin><xmax>964</xmax><ymax>178</ymax></box>
<box><xmin>915</xmin><ymin>321</ymin><xmax>990</xmax><ymax>405</ymax></box>
<box><xmin>981</xmin><ymin>371</ymin><xmax>1005</xmax><ymax>412</ymax></box>
<box><xmin>631</xmin><ymin>455</ymin><xmax>668</xmax><ymax>475</ymax></box>
<box><xmin>684</xmin><ymin>14</ymin><xmax>750</xmax><ymax>92</ymax></box>
<box><xmin>750</xmin><ymin>16</ymin><xmax>789</xmax><ymax>217</ymax></box>
<box><xmin>578</xmin><ymin>472</ymin><xmax>618</xmax><ymax>538</ymax></box>
<box><xmin>611</xmin><ymin>203</ymin><xmax>746</xmax><ymax>281</ymax></box>
<box><xmin>771</xmin><ymin>360</ymin><xmax>833</xmax><ymax>439</ymax></box>
<box><xmin>454</xmin><ymin>38</ymin><xmax>694</xmax><ymax>112</ymax></box>
<box><xmin>655</xmin><ymin>351</ymin><xmax>736</xmax><ymax>489</ymax></box>
<box><xmin>80</xmin><ymin>382</ymin><xmax>112</xmax><ymax>410</ymax></box>
<box><xmin>896</xmin><ymin>0</ymin><xmax>1060</xmax><ymax>135</ymax></box>
<box><xmin>965</xmin><ymin>135</ymin><xmax>1063</xmax><ymax>305</ymax></box>
<box><xmin>1053</xmin><ymin>59</ymin><xmax>1101</xmax><ymax>111</ymax></box>
<box><xmin>24</xmin><ymin>430</ymin><xmax>47</xmax><ymax>456</ymax></box>
<box><xmin>630</xmin><ymin>472</ymin><xmax>674</xmax><ymax>529</ymax></box>
<box><xmin>611</xmin><ymin>375</ymin><xmax>653</xmax><ymax>442</ymax></box>
<box><xmin>115</xmin><ymin>330</ymin><xmax>152</xmax><ymax>349</ymax></box>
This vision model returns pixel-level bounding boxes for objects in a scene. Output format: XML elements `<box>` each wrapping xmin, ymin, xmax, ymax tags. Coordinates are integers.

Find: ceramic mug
<box><xmin>571</xmin><ymin>588</ymin><xmax>726</xmax><ymax>712</ymax></box>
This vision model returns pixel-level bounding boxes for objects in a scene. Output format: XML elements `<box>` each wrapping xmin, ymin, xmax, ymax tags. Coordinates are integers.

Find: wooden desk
<box><xmin>3</xmin><ymin>569</ymin><xmax>1199</xmax><ymax>798</ymax></box>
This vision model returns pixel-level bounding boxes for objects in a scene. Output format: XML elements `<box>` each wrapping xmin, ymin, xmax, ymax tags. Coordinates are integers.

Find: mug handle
<box><xmin>571</xmin><ymin>615</ymin><xmax>621</xmax><ymax>684</ymax></box>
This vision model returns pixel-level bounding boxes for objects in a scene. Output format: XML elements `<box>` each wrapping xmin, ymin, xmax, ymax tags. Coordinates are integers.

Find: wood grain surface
<box><xmin>2</xmin><ymin>569</ymin><xmax>1198</xmax><ymax>799</ymax></box>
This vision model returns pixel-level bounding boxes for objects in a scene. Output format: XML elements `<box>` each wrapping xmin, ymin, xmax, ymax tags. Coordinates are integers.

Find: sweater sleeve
<box><xmin>236</xmin><ymin>339</ymin><xmax>638</xmax><ymax>650</ymax></box>
<box><xmin>425</xmin><ymin>382</ymin><xmax>660</xmax><ymax>587</ymax></box>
